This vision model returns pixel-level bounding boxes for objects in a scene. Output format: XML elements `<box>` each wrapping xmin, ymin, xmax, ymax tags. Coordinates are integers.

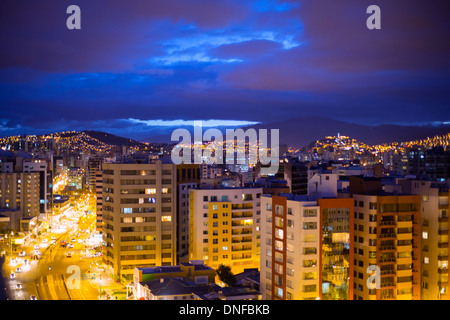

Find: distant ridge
<box><xmin>83</xmin><ymin>130</ymin><xmax>146</xmax><ymax>147</ymax></box>
<box><xmin>242</xmin><ymin>116</ymin><xmax>450</xmax><ymax>148</ymax></box>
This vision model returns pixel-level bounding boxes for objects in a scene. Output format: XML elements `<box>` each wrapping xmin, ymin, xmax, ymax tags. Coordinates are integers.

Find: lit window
<box><xmin>161</xmin><ymin>216</ymin><xmax>172</xmax><ymax>222</ymax></box>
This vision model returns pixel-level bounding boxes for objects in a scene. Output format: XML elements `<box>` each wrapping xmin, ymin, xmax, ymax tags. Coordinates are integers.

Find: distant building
<box><xmin>52</xmin><ymin>195</ymin><xmax>70</xmax><ymax>216</ymax></box>
<box><xmin>394</xmin><ymin>147</ymin><xmax>450</xmax><ymax>180</ymax></box>
<box><xmin>0</xmin><ymin>172</ymin><xmax>41</xmax><ymax>223</ymax></box>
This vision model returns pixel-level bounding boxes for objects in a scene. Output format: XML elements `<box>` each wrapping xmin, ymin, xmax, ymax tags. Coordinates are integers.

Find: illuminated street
<box><xmin>1</xmin><ymin>205</ymin><xmax>121</xmax><ymax>300</ymax></box>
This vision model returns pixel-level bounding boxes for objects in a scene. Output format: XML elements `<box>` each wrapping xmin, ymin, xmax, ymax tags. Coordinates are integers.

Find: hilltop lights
<box><xmin>171</xmin><ymin>121</ymin><xmax>280</xmax><ymax>175</ymax></box>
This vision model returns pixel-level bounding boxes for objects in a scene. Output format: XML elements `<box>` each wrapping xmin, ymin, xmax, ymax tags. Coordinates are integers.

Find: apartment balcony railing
<box><xmin>379</xmin><ymin>233</ymin><xmax>396</xmax><ymax>239</ymax></box>
<box><xmin>379</xmin><ymin>257</ymin><xmax>396</xmax><ymax>263</ymax></box>
<box><xmin>380</xmin><ymin>282</ymin><xmax>396</xmax><ymax>288</ymax></box>
<box><xmin>379</xmin><ymin>221</ymin><xmax>396</xmax><ymax>226</ymax></box>
<box><xmin>438</xmin><ymin>268</ymin><xmax>448</xmax><ymax>274</ymax></box>
<box><xmin>380</xmin><ymin>270</ymin><xmax>396</xmax><ymax>276</ymax></box>
<box><xmin>438</xmin><ymin>242</ymin><xmax>449</xmax><ymax>248</ymax></box>
<box><xmin>379</xmin><ymin>245</ymin><xmax>396</xmax><ymax>251</ymax></box>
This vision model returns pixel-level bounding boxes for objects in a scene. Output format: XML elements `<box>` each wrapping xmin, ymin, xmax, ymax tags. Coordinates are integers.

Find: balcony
<box><xmin>231</xmin><ymin>253</ymin><xmax>252</xmax><ymax>261</ymax></box>
<box><xmin>232</xmin><ymin>203</ymin><xmax>253</xmax><ymax>211</ymax></box>
<box><xmin>379</xmin><ymin>221</ymin><xmax>396</xmax><ymax>226</ymax></box>
<box><xmin>378</xmin><ymin>257</ymin><xmax>396</xmax><ymax>264</ymax></box>
<box><xmin>438</xmin><ymin>268</ymin><xmax>448</xmax><ymax>275</ymax></box>
<box><xmin>438</xmin><ymin>242</ymin><xmax>449</xmax><ymax>248</ymax></box>
<box><xmin>380</xmin><ymin>270</ymin><xmax>396</xmax><ymax>276</ymax></box>
<box><xmin>380</xmin><ymin>281</ymin><xmax>396</xmax><ymax>288</ymax></box>
<box><xmin>378</xmin><ymin>233</ymin><xmax>396</xmax><ymax>239</ymax></box>
<box><xmin>231</xmin><ymin>229</ymin><xmax>252</xmax><ymax>236</ymax></box>
<box><xmin>231</xmin><ymin>237</ymin><xmax>252</xmax><ymax>244</ymax></box>
<box><xmin>232</xmin><ymin>212</ymin><xmax>253</xmax><ymax>219</ymax></box>
<box><xmin>379</xmin><ymin>245</ymin><xmax>396</xmax><ymax>251</ymax></box>
<box><xmin>231</xmin><ymin>245</ymin><xmax>252</xmax><ymax>252</ymax></box>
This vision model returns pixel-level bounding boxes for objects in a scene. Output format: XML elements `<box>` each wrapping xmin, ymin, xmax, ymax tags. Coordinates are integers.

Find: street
<box><xmin>1</xmin><ymin>209</ymin><xmax>108</xmax><ymax>300</ymax></box>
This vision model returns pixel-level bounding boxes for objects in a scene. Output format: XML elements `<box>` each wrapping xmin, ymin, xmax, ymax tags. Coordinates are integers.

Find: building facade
<box><xmin>352</xmin><ymin>193</ymin><xmax>421</xmax><ymax>300</ymax></box>
<box><xmin>189</xmin><ymin>187</ymin><xmax>262</xmax><ymax>275</ymax></box>
<box><xmin>260</xmin><ymin>194</ymin><xmax>321</xmax><ymax>300</ymax></box>
<box><xmin>101</xmin><ymin>159</ymin><xmax>177</xmax><ymax>280</ymax></box>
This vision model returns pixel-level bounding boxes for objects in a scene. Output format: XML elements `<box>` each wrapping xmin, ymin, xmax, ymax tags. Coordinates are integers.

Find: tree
<box><xmin>216</xmin><ymin>264</ymin><xmax>236</xmax><ymax>287</ymax></box>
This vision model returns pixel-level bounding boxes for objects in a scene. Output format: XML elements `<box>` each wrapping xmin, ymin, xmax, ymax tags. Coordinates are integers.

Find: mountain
<box><xmin>83</xmin><ymin>130</ymin><xmax>147</xmax><ymax>147</ymax></box>
<box><xmin>242</xmin><ymin>117</ymin><xmax>450</xmax><ymax>148</ymax></box>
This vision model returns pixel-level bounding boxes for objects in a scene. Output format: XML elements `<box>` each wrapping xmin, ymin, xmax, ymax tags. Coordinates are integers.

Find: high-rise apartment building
<box><xmin>88</xmin><ymin>156</ymin><xmax>102</xmax><ymax>192</ymax></box>
<box><xmin>260</xmin><ymin>196</ymin><xmax>320</xmax><ymax>300</ymax></box>
<box><xmin>260</xmin><ymin>194</ymin><xmax>354</xmax><ymax>300</ymax></box>
<box><xmin>189</xmin><ymin>187</ymin><xmax>262</xmax><ymax>275</ymax></box>
<box><xmin>0</xmin><ymin>172</ymin><xmax>41</xmax><ymax>219</ymax></box>
<box><xmin>101</xmin><ymin>159</ymin><xmax>177</xmax><ymax>280</ymax></box>
<box><xmin>395</xmin><ymin>179</ymin><xmax>449</xmax><ymax>300</ymax></box>
<box><xmin>260</xmin><ymin>194</ymin><xmax>321</xmax><ymax>300</ymax></box>
<box><xmin>351</xmin><ymin>176</ymin><xmax>421</xmax><ymax>300</ymax></box>
<box><xmin>95</xmin><ymin>166</ymin><xmax>103</xmax><ymax>234</ymax></box>
<box><xmin>23</xmin><ymin>158</ymin><xmax>53</xmax><ymax>218</ymax></box>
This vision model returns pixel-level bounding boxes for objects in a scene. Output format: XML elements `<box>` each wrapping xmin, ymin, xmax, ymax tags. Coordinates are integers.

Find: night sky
<box><xmin>1</xmin><ymin>0</ymin><xmax>449</xmax><ymax>141</ymax></box>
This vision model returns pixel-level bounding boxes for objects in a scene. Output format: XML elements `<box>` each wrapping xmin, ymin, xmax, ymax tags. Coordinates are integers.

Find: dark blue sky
<box><xmin>1</xmin><ymin>0</ymin><xmax>449</xmax><ymax>142</ymax></box>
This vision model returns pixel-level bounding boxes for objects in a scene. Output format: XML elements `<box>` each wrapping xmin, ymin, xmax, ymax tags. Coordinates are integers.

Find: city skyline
<box><xmin>1</xmin><ymin>0</ymin><xmax>449</xmax><ymax>142</ymax></box>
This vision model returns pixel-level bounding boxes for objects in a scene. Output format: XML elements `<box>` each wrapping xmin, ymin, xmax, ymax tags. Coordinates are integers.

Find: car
<box><xmin>68</xmin><ymin>243</ymin><xmax>74</xmax><ymax>249</ymax></box>
<box><xmin>19</xmin><ymin>251</ymin><xmax>26</xmax><ymax>257</ymax></box>
<box><xmin>15</xmin><ymin>267</ymin><xmax>22</xmax><ymax>273</ymax></box>
<box><xmin>71</xmin><ymin>238</ymin><xmax>76</xmax><ymax>242</ymax></box>
<box><xmin>51</xmin><ymin>235</ymin><xmax>56</xmax><ymax>240</ymax></box>
<box><xmin>34</xmin><ymin>245</ymin><xmax>40</xmax><ymax>250</ymax></box>
<box><xmin>16</xmin><ymin>283</ymin><xmax>23</xmax><ymax>290</ymax></box>
<box><xmin>30</xmin><ymin>295</ymin><xmax>38</xmax><ymax>300</ymax></box>
<box><xmin>10</xmin><ymin>272</ymin><xmax>16</xmax><ymax>279</ymax></box>
<box><xmin>66</xmin><ymin>253</ymin><xmax>72</xmax><ymax>258</ymax></box>
<box><xmin>42</xmin><ymin>238</ymin><xmax>48</xmax><ymax>243</ymax></box>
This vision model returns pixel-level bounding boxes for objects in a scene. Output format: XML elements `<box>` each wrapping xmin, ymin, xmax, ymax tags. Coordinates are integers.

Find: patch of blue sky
<box><xmin>254</xmin><ymin>0</ymin><xmax>300</xmax><ymax>12</ymax></box>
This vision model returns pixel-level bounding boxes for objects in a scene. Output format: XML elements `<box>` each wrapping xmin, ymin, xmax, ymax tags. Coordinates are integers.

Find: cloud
<box><xmin>127</xmin><ymin>118</ymin><xmax>260</xmax><ymax>127</ymax></box>
<box><xmin>150</xmin><ymin>28</ymin><xmax>301</xmax><ymax>66</ymax></box>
